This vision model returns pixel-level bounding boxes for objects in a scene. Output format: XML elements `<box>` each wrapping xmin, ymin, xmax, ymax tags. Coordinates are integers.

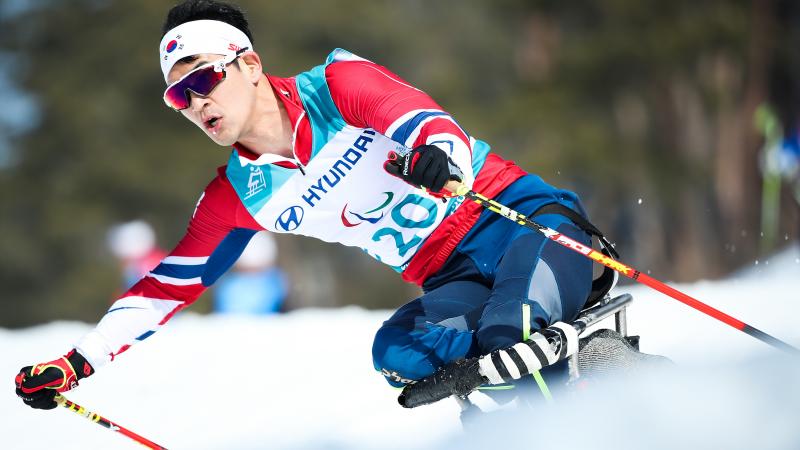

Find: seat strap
<box><xmin>529</xmin><ymin>203</ymin><xmax>618</xmax><ymax>309</ymax></box>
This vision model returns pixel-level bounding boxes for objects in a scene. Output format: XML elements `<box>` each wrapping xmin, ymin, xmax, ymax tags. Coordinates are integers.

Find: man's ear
<box><xmin>238</xmin><ymin>51</ymin><xmax>263</xmax><ymax>84</ymax></box>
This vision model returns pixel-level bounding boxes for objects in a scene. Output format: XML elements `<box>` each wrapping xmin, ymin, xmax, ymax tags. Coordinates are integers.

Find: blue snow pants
<box><xmin>372</xmin><ymin>175</ymin><xmax>593</xmax><ymax>387</ymax></box>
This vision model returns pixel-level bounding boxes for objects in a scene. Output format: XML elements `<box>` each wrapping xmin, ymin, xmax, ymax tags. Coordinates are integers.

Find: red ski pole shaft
<box><xmin>55</xmin><ymin>394</ymin><xmax>168</xmax><ymax>450</ymax></box>
<box><xmin>446</xmin><ymin>181</ymin><xmax>799</xmax><ymax>356</ymax></box>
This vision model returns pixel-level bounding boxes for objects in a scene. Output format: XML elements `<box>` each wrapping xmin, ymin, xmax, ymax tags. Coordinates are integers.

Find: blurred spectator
<box><xmin>756</xmin><ymin>104</ymin><xmax>800</xmax><ymax>252</ymax></box>
<box><xmin>213</xmin><ymin>232</ymin><xmax>288</xmax><ymax>315</ymax></box>
<box><xmin>778</xmin><ymin>129</ymin><xmax>800</xmax><ymax>205</ymax></box>
<box><xmin>106</xmin><ymin>220</ymin><xmax>167</xmax><ymax>289</ymax></box>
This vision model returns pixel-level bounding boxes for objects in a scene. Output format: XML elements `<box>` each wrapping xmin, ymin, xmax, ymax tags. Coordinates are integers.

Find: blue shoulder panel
<box><xmin>295</xmin><ymin>50</ymin><xmax>351</xmax><ymax>159</ymax></box>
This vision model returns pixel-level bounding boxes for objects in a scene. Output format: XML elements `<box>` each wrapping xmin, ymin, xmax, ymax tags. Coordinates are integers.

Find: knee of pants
<box><xmin>476</xmin><ymin>299</ymin><xmax>550</xmax><ymax>353</ymax></box>
<box><xmin>372</xmin><ymin>323</ymin><xmax>474</xmax><ymax>387</ymax></box>
<box><xmin>372</xmin><ymin>325</ymin><xmax>437</xmax><ymax>387</ymax></box>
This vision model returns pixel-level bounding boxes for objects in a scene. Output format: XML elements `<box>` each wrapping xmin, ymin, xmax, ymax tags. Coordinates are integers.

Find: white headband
<box><xmin>159</xmin><ymin>19</ymin><xmax>253</xmax><ymax>83</ymax></box>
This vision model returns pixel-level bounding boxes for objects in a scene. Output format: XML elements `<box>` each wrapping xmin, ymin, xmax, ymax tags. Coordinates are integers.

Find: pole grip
<box><xmin>445</xmin><ymin>180</ymin><xmax>469</xmax><ymax>196</ymax></box>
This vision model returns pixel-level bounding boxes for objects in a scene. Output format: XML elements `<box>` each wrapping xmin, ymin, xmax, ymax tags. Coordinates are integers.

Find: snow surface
<box><xmin>2</xmin><ymin>245</ymin><xmax>799</xmax><ymax>449</ymax></box>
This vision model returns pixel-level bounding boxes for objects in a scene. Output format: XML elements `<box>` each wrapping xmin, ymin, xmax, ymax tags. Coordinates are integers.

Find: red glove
<box><xmin>15</xmin><ymin>349</ymin><xmax>94</xmax><ymax>410</ymax></box>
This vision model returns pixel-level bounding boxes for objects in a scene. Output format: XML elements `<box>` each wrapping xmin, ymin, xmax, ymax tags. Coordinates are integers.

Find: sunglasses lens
<box><xmin>164</xmin><ymin>84</ymin><xmax>190</xmax><ymax>111</ymax></box>
<box><xmin>163</xmin><ymin>66</ymin><xmax>226</xmax><ymax>110</ymax></box>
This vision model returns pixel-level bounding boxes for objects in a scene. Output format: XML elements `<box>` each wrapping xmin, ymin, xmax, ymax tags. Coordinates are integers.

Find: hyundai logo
<box><xmin>276</xmin><ymin>205</ymin><xmax>304</xmax><ymax>231</ymax></box>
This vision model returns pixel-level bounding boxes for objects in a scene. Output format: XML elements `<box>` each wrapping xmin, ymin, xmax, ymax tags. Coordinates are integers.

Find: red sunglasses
<box><xmin>162</xmin><ymin>48</ymin><xmax>248</xmax><ymax>111</ymax></box>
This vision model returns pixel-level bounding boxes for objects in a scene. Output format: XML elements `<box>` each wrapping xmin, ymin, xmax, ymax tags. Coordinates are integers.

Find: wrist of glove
<box><xmin>15</xmin><ymin>349</ymin><xmax>94</xmax><ymax>410</ymax></box>
<box><xmin>384</xmin><ymin>145</ymin><xmax>464</xmax><ymax>197</ymax></box>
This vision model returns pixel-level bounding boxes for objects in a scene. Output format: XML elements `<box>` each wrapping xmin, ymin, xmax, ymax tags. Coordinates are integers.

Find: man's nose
<box><xmin>189</xmin><ymin>92</ymin><xmax>210</xmax><ymax>112</ymax></box>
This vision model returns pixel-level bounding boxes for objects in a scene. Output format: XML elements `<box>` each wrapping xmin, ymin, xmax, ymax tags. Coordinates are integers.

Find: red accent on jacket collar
<box><xmin>232</xmin><ymin>73</ymin><xmax>310</xmax><ymax>166</ymax></box>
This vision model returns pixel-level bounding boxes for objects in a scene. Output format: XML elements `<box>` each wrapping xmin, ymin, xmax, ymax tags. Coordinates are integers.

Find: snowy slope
<box><xmin>2</xmin><ymin>245</ymin><xmax>798</xmax><ymax>449</ymax></box>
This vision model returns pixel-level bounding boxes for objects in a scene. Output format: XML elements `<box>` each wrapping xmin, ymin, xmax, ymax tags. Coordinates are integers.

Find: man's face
<box><xmin>166</xmin><ymin>52</ymin><xmax>257</xmax><ymax>146</ymax></box>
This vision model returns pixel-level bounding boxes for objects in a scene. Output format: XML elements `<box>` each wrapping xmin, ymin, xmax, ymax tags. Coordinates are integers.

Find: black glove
<box><xmin>398</xmin><ymin>357</ymin><xmax>486</xmax><ymax>408</ymax></box>
<box><xmin>384</xmin><ymin>145</ymin><xmax>463</xmax><ymax>195</ymax></box>
<box><xmin>15</xmin><ymin>349</ymin><xmax>94</xmax><ymax>410</ymax></box>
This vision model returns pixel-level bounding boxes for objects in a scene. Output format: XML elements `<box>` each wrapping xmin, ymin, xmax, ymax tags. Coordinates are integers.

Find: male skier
<box><xmin>16</xmin><ymin>0</ymin><xmax>601</xmax><ymax>409</ymax></box>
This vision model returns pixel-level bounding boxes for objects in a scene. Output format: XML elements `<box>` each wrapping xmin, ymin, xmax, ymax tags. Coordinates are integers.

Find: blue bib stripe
<box><xmin>226</xmin><ymin>155</ymin><xmax>296</xmax><ymax>217</ymax></box>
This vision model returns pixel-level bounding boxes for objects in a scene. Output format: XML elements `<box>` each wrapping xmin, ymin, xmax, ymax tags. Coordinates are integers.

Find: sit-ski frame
<box><xmin>454</xmin><ymin>293</ymin><xmax>634</xmax><ymax>414</ymax></box>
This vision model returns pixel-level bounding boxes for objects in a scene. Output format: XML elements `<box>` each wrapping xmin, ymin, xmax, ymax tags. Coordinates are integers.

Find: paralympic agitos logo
<box><xmin>341</xmin><ymin>192</ymin><xmax>393</xmax><ymax>227</ymax></box>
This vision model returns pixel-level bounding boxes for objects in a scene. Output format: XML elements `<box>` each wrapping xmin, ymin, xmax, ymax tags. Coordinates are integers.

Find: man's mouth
<box><xmin>204</xmin><ymin>116</ymin><xmax>222</xmax><ymax>134</ymax></box>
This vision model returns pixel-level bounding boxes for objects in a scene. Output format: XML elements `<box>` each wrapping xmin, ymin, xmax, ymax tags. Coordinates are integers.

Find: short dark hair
<box><xmin>161</xmin><ymin>0</ymin><xmax>253</xmax><ymax>43</ymax></box>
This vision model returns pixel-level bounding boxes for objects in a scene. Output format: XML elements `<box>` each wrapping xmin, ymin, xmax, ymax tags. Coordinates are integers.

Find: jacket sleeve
<box><xmin>74</xmin><ymin>171</ymin><xmax>263</xmax><ymax>369</ymax></box>
<box><xmin>325</xmin><ymin>60</ymin><xmax>475</xmax><ymax>185</ymax></box>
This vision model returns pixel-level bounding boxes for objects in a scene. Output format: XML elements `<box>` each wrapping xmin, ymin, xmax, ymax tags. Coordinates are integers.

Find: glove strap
<box><xmin>66</xmin><ymin>349</ymin><xmax>94</xmax><ymax>380</ymax></box>
<box><xmin>21</xmin><ymin>350</ymin><xmax>94</xmax><ymax>394</ymax></box>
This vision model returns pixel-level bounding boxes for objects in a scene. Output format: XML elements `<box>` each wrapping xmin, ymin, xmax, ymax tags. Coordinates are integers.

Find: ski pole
<box><xmin>55</xmin><ymin>394</ymin><xmax>168</xmax><ymax>449</ymax></box>
<box><xmin>445</xmin><ymin>181</ymin><xmax>800</xmax><ymax>356</ymax></box>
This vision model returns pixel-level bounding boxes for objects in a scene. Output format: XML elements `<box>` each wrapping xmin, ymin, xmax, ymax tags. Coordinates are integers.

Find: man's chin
<box><xmin>206</xmin><ymin>131</ymin><xmax>236</xmax><ymax>146</ymax></box>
